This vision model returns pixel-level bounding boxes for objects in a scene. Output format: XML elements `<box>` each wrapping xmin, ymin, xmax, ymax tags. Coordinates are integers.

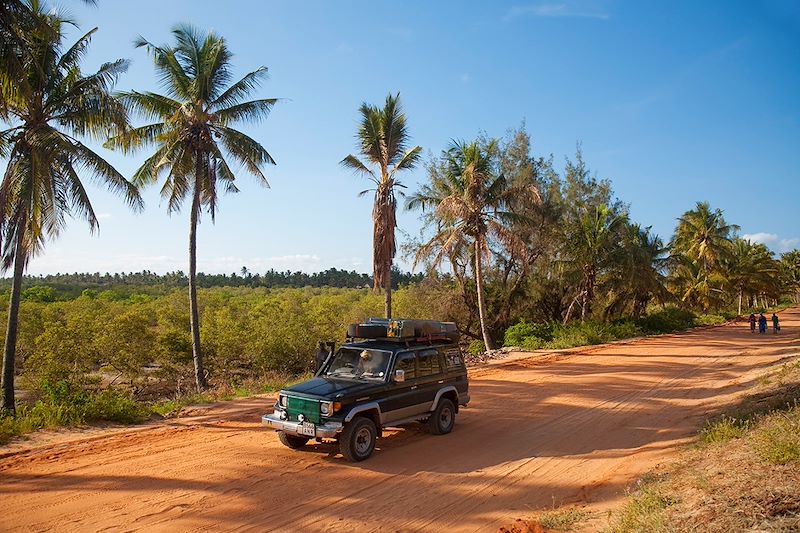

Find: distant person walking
<box><xmin>748</xmin><ymin>313</ymin><xmax>756</xmax><ymax>333</ymax></box>
<box><xmin>772</xmin><ymin>313</ymin><xmax>780</xmax><ymax>334</ymax></box>
<box><xmin>758</xmin><ymin>313</ymin><xmax>767</xmax><ymax>334</ymax></box>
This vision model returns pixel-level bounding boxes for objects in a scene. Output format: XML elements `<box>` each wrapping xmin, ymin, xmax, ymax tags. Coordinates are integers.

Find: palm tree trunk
<box><xmin>474</xmin><ymin>238</ymin><xmax>493</xmax><ymax>351</ymax></box>
<box><xmin>189</xmin><ymin>180</ymin><xmax>207</xmax><ymax>392</ymax></box>
<box><xmin>384</xmin><ymin>257</ymin><xmax>392</xmax><ymax>319</ymax></box>
<box><xmin>1</xmin><ymin>226</ymin><xmax>26</xmax><ymax>413</ymax></box>
<box><xmin>738</xmin><ymin>289</ymin><xmax>743</xmax><ymax>316</ymax></box>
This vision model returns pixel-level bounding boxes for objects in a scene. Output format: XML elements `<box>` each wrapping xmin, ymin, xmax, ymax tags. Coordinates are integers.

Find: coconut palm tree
<box><xmin>671</xmin><ymin>201</ymin><xmax>739</xmax><ymax>273</ymax></box>
<box><xmin>407</xmin><ymin>140</ymin><xmax>537</xmax><ymax>350</ymax></box>
<box><xmin>563</xmin><ymin>204</ymin><xmax>627</xmax><ymax>321</ymax></box>
<box><xmin>725</xmin><ymin>239</ymin><xmax>779</xmax><ymax>314</ymax></box>
<box><xmin>604</xmin><ymin>223</ymin><xmax>669</xmax><ymax>319</ymax></box>
<box><xmin>0</xmin><ymin>5</ymin><xmax>141</xmax><ymax>412</ymax></box>
<box><xmin>106</xmin><ymin>25</ymin><xmax>276</xmax><ymax>392</ymax></box>
<box><xmin>341</xmin><ymin>93</ymin><xmax>421</xmax><ymax>319</ymax></box>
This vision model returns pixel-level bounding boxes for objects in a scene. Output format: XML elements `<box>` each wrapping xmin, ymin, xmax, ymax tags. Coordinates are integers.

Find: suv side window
<box><xmin>417</xmin><ymin>349</ymin><xmax>441</xmax><ymax>377</ymax></box>
<box><xmin>395</xmin><ymin>352</ymin><xmax>417</xmax><ymax>380</ymax></box>
<box><xmin>443</xmin><ymin>347</ymin><xmax>465</xmax><ymax>371</ymax></box>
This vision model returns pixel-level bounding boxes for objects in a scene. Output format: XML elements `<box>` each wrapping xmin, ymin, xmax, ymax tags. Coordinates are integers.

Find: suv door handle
<box><xmin>438</xmin><ymin>380</ymin><xmax>444</xmax><ymax>384</ymax></box>
<box><xmin>410</xmin><ymin>386</ymin><xmax>418</xmax><ymax>390</ymax></box>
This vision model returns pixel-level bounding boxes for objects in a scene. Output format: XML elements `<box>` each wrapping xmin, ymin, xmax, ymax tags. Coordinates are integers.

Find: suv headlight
<box><xmin>319</xmin><ymin>401</ymin><xmax>341</xmax><ymax>416</ymax></box>
<box><xmin>278</xmin><ymin>394</ymin><xmax>287</xmax><ymax>408</ymax></box>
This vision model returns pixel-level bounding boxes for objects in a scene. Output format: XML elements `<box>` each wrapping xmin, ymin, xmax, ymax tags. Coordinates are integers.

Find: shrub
<box><xmin>504</xmin><ymin>320</ymin><xmax>554</xmax><ymax>347</ymax></box>
<box><xmin>694</xmin><ymin>314</ymin><xmax>726</xmax><ymax>326</ymax></box>
<box><xmin>637</xmin><ymin>306</ymin><xmax>696</xmax><ymax>334</ymax></box>
<box><xmin>467</xmin><ymin>340</ymin><xmax>485</xmax><ymax>355</ymax></box>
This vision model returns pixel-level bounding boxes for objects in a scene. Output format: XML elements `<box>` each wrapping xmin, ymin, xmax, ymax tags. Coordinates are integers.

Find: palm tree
<box><xmin>408</xmin><ymin>140</ymin><xmax>536</xmax><ymax>350</ymax></box>
<box><xmin>106</xmin><ymin>25</ymin><xmax>276</xmax><ymax>392</ymax></box>
<box><xmin>671</xmin><ymin>201</ymin><xmax>739</xmax><ymax>273</ymax></box>
<box><xmin>604</xmin><ymin>223</ymin><xmax>669</xmax><ymax>319</ymax></box>
<box><xmin>0</xmin><ymin>5</ymin><xmax>141</xmax><ymax>412</ymax></box>
<box><xmin>341</xmin><ymin>93</ymin><xmax>421</xmax><ymax>319</ymax></box>
<box><xmin>724</xmin><ymin>239</ymin><xmax>778</xmax><ymax>314</ymax></box>
<box><xmin>564</xmin><ymin>204</ymin><xmax>627</xmax><ymax>321</ymax></box>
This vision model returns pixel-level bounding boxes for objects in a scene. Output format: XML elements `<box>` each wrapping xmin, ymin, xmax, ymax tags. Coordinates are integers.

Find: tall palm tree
<box><xmin>0</xmin><ymin>5</ymin><xmax>141</xmax><ymax>412</ymax></box>
<box><xmin>408</xmin><ymin>140</ymin><xmax>536</xmax><ymax>350</ymax></box>
<box><xmin>671</xmin><ymin>201</ymin><xmax>739</xmax><ymax>273</ymax></box>
<box><xmin>341</xmin><ymin>93</ymin><xmax>421</xmax><ymax>319</ymax></box>
<box><xmin>106</xmin><ymin>25</ymin><xmax>276</xmax><ymax>392</ymax></box>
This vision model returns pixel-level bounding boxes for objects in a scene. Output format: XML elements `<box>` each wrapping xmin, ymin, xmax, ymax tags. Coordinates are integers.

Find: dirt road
<box><xmin>1</xmin><ymin>310</ymin><xmax>798</xmax><ymax>532</ymax></box>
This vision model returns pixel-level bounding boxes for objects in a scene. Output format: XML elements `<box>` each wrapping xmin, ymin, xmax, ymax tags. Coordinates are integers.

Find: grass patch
<box><xmin>538</xmin><ymin>507</ymin><xmax>591</xmax><ymax>530</ymax></box>
<box><xmin>699</xmin><ymin>415</ymin><xmax>750</xmax><ymax>444</ymax></box>
<box><xmin>1</xmin><ymin>372</ymin><xmax>302</xmax><ymax>444</ymax></box>
<box><xmin>755</xmin><ymin>403</ymin><xmax>800</xmax><ymax>465</ymax></box>
<box><xmin>607</xmin><ymin>482</ymin><xmax>676</xmax><ymax>533</ymax></box>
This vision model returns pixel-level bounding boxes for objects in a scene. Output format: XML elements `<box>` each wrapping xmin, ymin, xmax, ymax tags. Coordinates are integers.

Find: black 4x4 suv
<box><xmin>262</xmin><ymin>318</ymin><xmax>470</xmax><ymax>461</ymax></box>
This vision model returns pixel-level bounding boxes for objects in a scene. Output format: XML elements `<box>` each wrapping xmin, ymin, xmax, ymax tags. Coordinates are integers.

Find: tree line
<box><xmin>2</xmin><ymin>267</ymin><xmax>424</xmax><ymax>299</ymax></box>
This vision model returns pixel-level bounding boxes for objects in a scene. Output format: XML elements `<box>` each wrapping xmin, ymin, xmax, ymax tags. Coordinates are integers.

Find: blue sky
<box><xmin>16</xmin><ymin>0</ymin><xmax>800</xmax><ymax>275</ymax></box>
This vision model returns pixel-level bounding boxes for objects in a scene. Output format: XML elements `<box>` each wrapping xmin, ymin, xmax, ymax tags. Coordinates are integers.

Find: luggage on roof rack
<box><xmin>347</xmin><ymin>318</ymin><xmax>459</xmax><ymax>342</ymax></box>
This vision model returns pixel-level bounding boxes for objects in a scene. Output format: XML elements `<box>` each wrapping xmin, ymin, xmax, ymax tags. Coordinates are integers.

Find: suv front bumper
<box><xmin>262</xmin><ymin>412</ymin><xmax>343</xmax><ymax>439</ymax></box>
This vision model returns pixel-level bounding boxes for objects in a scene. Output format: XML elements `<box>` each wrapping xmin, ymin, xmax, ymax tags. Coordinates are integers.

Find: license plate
<box><xmin>297</xmin><ymin>421</ymin><xmax>315</xmax><ymax>437</ymax></box>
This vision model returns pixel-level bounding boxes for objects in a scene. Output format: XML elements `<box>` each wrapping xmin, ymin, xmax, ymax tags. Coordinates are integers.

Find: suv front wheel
<box><xmin>278</xmin><ymin>431</ymin><xmax>310</xmax><ymax>449</ymax></box>
<box><xmin>428</xmin><ymin>398</ymin><xmax>456</xmax><ymax>435</ymax></box>
<box><xmin>339</xmin><ymin>416</ymin><xmax>377</xmax><ymax>461</ymax></box>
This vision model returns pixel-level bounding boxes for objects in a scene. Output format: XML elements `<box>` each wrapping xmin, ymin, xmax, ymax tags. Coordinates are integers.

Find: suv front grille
<box><xmin>286</xmin><ymin>396</ymin><xmax>320</xmax><ymax>424</ymax></box>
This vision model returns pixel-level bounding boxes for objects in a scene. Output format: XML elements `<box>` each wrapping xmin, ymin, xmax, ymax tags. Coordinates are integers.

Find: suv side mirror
<box><xmin>394</xmin><ymin>369</ymin><xmax>405</xmax><ymax>382</ymax></box>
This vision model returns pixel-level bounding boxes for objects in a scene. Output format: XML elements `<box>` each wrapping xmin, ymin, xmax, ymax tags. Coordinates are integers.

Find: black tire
<box><xmin>339</xmin><ymin>417</ymin><xmax>377</xmax><ymax>461</ymax></box>
<box><xmin>278</xmin><ymin>431</ymin><xmax>310</xmax><ymax>449</ymax></box>
<box><xmin>428</xmin><ymin>398</ymin><xmax>456</xmax><ymax>435</ymax></box>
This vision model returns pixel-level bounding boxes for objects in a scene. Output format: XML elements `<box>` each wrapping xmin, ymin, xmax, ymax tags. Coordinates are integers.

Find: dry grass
<box><xmin>607</xmin><ymin>359</ymin><xmax>800</xmax><ymax>533</ymax></box>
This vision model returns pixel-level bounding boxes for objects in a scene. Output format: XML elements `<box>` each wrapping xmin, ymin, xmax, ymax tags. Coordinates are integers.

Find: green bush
<box><xmin>467</xmin><ymin>340</ymin><xmax>485</xmax><ymax>355</ymax></box>
<box><xmin>637</xmin><ymin>306</ymin><xmax>696</xmax><ymax>334</ymax></box>
<box><xmin>84</xmin><ymin>389</ymin><xmax>148</xmax><ymax>424</ymax></box>
<box><xmin>694</xmin><ymin>314</ymin><xmax>726</xmax><ymax>326</ymax></box>
<box><xmin>504</xmin><ymin>320</ymin><xmax>554</xmax><ymax>346</ymax></box>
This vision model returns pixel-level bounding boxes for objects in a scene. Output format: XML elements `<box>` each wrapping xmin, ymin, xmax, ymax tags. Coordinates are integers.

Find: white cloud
<box><xmin>505</xmin><ymin>3</ymin><xmax>610</xmax><ymax>21</ymax></box>
<box><xmin>742</xmin><ymin>232</ymin><xmax>778</xmax><ymax>244</ymax></box>
<box><xmin>743</xmin><ymin>233</ymin><xmax>800</xmax><ymax>253</ymax></box>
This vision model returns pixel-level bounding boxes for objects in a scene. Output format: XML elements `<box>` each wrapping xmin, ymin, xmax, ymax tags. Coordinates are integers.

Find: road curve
<box><xmin>1</xmin><ymin>309</ymin><xmax>798</xmax><ymax>532</ymax></box>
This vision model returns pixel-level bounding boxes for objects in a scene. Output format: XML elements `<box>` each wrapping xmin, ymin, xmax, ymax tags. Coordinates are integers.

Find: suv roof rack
<box><xmin>347</xmin><ymin>318</ymin><xmax>459</xmax><ymax>343</ymax></box>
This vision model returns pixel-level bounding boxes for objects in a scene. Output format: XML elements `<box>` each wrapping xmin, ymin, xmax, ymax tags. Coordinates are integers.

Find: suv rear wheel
<box><xmin>278</xmin><ymin>431</ymin><xmax>310</xmax><ymax>449</ymax></box>
<box><xmin>339</xmin><ymin>417</ymin><xmax>377</xmax><ymax>461</ymax></box>
<box><xmin>428</xmin><ymin>398</ymin><xmax>456</xmax><ymax>435</ymax></box>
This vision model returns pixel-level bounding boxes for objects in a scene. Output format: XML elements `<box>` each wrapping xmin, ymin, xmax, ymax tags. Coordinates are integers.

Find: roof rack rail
<box><xmin>346</xmin><ymin>318</ymin><xmax>459</xmax><ymax>342</ymax></box>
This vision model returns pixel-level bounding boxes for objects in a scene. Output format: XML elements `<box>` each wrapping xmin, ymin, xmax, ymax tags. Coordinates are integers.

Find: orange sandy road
<box><xmin>1</xmin><ymin>311</ymin><xmax>798</xmax><ymax>532</ymax></box>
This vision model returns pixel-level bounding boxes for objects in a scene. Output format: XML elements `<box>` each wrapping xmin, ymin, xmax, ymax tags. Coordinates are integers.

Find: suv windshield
<box><xmin>325</xmin><ymin>348</ymin><xmax>391</xmax><ymax>380</ymax></box>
